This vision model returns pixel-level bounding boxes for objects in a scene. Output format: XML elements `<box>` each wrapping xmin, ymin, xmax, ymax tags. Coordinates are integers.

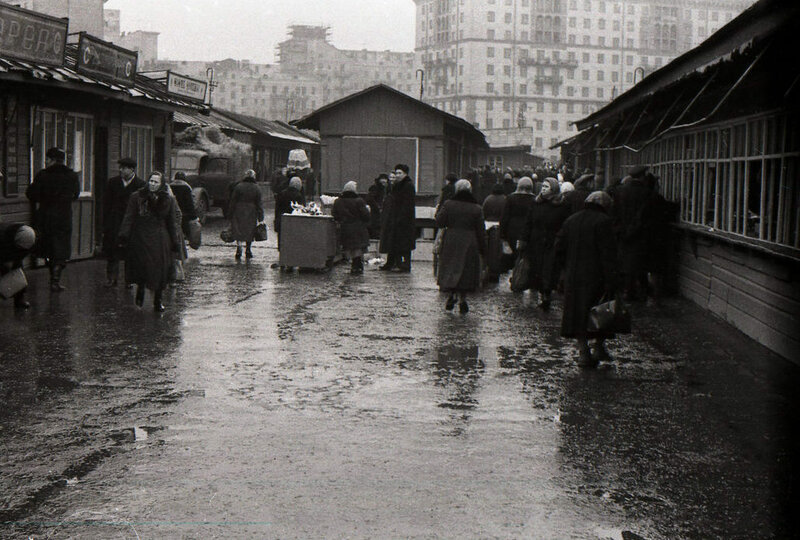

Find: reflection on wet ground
<box><xmin>1</xmin><ymin>213</ymin><xmax>798</xmax><ymax>539</ymax></box>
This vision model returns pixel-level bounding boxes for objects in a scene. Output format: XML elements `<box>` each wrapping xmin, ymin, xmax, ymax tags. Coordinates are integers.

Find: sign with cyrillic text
<box><xmin>166</xmin><ymin>71</ymin><xmax>207</xmax><ymax>102</ymax></box>
<box><xmin>0</xmin><ymin>3</ymin><xmax>67</xmax><ymax>66</ymax></box>
<box><xmin>76</xmin><ymin>33</ymin><xmax>137</xmax><ymax>86</ymax></box>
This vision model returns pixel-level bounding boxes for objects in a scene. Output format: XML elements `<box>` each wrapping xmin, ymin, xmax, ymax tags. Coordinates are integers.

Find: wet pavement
<box><xmin>1</xmin><ymin>211</ymin><xmax>798</xmax><ymax>539</ymax></box>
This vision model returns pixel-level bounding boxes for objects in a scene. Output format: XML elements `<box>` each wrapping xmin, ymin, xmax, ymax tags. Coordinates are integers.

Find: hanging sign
<box><xmin>166</xmin><ymin>71</ymin><xmax>207</xmax><ymax>102</ymax></box>
<box><xmin>76</xmin><ymin>33</ymin><xmax>137</xmax><ymax>86</ymax></box>
<box><xmin>0</xmin><ymin>3</ymin><xmax>68</xmax><ymax>66</ymax></box>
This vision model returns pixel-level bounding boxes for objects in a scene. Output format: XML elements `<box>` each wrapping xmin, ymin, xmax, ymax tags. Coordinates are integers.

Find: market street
<box><xmin>1</xmin><ymin>212</ymin><xmax>798</xmax><ymax>539</ymax></box>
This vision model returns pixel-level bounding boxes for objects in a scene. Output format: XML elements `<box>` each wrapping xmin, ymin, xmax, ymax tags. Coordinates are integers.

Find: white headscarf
<box><xmin>343</xmin><ymin>181</ymin><xmax>357</xmax><ymax>193</ymax></box>
<box><xmin>454</xmin><ymin>179</ymin><xmax>472</xmax><ymax>193</ymax></box>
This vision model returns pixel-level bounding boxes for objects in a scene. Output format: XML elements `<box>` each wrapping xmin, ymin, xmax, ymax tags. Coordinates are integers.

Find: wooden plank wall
<box><xmin>677</xmin><ymin>231</ymin><xmax>800</xmax><ymax>363</ymax></box>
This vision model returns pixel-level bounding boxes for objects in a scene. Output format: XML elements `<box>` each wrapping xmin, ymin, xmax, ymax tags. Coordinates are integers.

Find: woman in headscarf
<box><xmin>555</xmin><ymin>191</ymin><xmax>619</xmax><ymax>367</ymax></box>
<box><xmin>499</xmin><ymin>176</ymin><xmax>535</xmax><ymax>262</ymax></box>
<box><xmin>0</xmin><ymin>223</ymin><xmax>36</xmax><ymax>309</ymax></box>
<box><xmin>274</xmin><ymin>176</ymin><xmax>306</xmax><ymax>253</ymax></box>
<box><xmin>435</xmin><ymin>179</ymin><xmax>487</xmax><ymax>314</ymax></box>
<box><xmin>228</xmin><ymin>169</ymin><xmax>264</xmax><ymax>260</ymax></box>
<box><xmin>119</xmin><ymin>171</ymin><xmax>180</xmax><ymax>312</ymax></box>
<box><xmin>520</xmin><ymin>177</ymin><xmax>572</xmax><ymax>309</ymax></box>
<box><xmin>332</xmin><ymin>181</ymin><xmax>371</xmax><ymax>274</ymax></box>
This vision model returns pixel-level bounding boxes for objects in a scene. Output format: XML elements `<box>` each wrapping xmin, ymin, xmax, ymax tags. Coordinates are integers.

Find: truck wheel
<box><xmin>193</xmin><ymin>190</ymin><xmax>209</xmax><ymax>225</ymax></box>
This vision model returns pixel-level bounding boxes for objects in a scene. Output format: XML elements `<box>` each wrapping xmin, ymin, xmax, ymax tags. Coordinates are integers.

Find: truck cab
<box><xmin>171</xmin><ymin>148</ymin><xmax>237</xmax><ymax>223</ymax></box>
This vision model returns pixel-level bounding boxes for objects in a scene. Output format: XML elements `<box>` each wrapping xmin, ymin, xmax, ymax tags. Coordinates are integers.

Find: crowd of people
<box><xmin>3</xmin><ymin>147</ymin><xmax>677</xmax><ymax>368</ymax></box>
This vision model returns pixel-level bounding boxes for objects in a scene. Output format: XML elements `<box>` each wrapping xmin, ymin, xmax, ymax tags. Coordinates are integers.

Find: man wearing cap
<box><xmin>26</xmin><ymin>147</ymin><xmax>80</xmax><ymax>292</ymax></box>
<box><xmin>0</xmin><ymin>223</ymin><xmax>36</xmax><ymax>309</ymax></box>
<box><xmin>102</xmin><ymin>157</ymin><xmax>145</xmax><ymax>287</ymax></box>
<box><xmin>379</xmin><ymin>163</ymin><xmax>416</xmax><ymax>272</ymax></box>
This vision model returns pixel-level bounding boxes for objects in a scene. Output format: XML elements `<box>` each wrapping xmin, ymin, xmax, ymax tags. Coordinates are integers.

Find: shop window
<box><xmin>121</xmin><ymin>125</ymin><xmax>154</xmax><ymax>180</ymax></box>
<box><xmin>32</xmin><ymin>109</ymin><xmax>94</xmax><ymax>195</ymax></box>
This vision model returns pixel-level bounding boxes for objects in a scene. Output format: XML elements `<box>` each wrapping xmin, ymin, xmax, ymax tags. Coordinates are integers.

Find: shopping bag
<box><xmin>509</xmin><ymin>255</ymin><xmax>530</xmax><ymax>292</ymax></box>
<box><xmin>187</xmin><ymin>218</ymin><xmax>202</xmax><ymax>249</ymax></box>
<box><xmin>220</xmin><ymin>229</ymin><xmax>234</xmax><ymax>243</ymax></box>
<box><xmin>0</xmin><ymin>268</ymin><xmax>27</xmax><ymax>299</ymax></box>
<box><xmin>587</xmin><ymin>295</ymin><xmax>632</xmax><ymax>334</ymax></box>
<box><xmin>254</xmin><ymin>222</ymin><xmax>268</xmax><ymax>242</ymax></box>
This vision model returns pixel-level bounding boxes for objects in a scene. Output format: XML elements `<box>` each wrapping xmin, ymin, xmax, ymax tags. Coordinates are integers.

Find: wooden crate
<box><xmin>279</xmin><ymin>214</ymin><xmax>338</xmax><ymax>269</ymax></box>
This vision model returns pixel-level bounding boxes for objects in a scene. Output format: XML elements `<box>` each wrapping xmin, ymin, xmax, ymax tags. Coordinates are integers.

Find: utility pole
<box><xmin>416</xmin><ymin>69</ymin><xmax>425</xmax><ymax>101</ymax></box>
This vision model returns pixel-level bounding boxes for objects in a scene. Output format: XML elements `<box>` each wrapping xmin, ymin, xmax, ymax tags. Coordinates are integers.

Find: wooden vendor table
<box><xmin>279</xmin><ymin>214</ymin><xmax>338</xmax><ymax>269</ymax></box>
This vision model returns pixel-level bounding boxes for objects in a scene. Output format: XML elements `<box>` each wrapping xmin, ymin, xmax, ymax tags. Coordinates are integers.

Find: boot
<box><xmin>245</xmin><ymin>246</ymin><xmax>254</xmax><ymax>259</ymax></box>
<box><xmin>576</xmin><ymin>347</ymin><xmax>599</xmax><ymax>368</ymax></box>
<box><xmin>538</xmin><ymin>291</ymin><xmax>551</xmax><ymax>310</ymax></box>
<box><xmin>459</xmin><ymin>297</ymin><xmax>469</xmax><ymax>314</ymax></box>
<box><xmin>13</xmin><ymin>291</ymin><xmax>30</xmax><ymax>310</ymax></box>
<box><xmin>235</xmin><ymin>246</ymin><xmax>242</xmax><ymax>260</ymax></box>
<box><xmin>135</xmin><ymin>285</ymin><xmax>145</xmax><ymax>307</ymax></box>
<box><xmin>350</xmin><ymin>257</ymin><xmax>363</xmax><ymax>275</ymax></box>
<box><xmin>50</xmin><ymin>264</ymin><xmax>66</xmax><ymax>292</ymax></box>
<box><xmin>445</xmin><ymin>294</ymin><xmax>456</xmax><ymax>311</ymax></box>
<box><xmin>153</xmin><ymin>289</ymin><xmax>165</xmax><ymax>312</ymax></box>
<box><xmin>591</xmin><ymin>342</ymin><xmax>611</xmax><ymax>364</ymax></box>
<box><xmin>379</xmin><ymin>255</ymin><xmax>395</xmax><ymax>271</ymax></box>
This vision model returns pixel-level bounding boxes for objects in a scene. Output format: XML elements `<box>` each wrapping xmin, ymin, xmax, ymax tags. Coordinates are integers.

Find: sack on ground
<box><xmin>509</xmin><ymin>256</ymin><xmax>530</xmax><ymax>292</ymax></box>
<box><xmin>254</xmin><ymin>222</ymin><xmax>268</xmax><ymax>242</ymax></box>
<box><xmin>587</xmin><ymin>295</ymin><xmax>632</xmax><ymax>334</ymax></box>
<box><xmin>220</xmin><ymin>228</ymin><xmax>234</xmax><ymax>243</ymax></box>
<box><xmin>0</xmin><ymin>268</ymin><xmax>27</xmax><ymax>299</ymax></box>
<box><xmin>187</xmin><ymin>218</ymin><xmax>202</xmax><ymax>249</ymax></box>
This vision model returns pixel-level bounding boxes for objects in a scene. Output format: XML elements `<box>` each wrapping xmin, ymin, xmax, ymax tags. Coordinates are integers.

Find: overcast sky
<box><xmin>104</xmin><ymin>0</ymin><xmax>417</xmax><ymax>64</ymax></box>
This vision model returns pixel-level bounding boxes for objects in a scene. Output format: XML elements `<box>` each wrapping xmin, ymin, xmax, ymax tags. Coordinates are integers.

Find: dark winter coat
<box><xmin>642</xmin><ymin>191</ymin><xmax>679</xmax><ymax>273</ymax></box>
<box><xmin>119</xmin><ymin>187</ymin><xmax>180</xmax><ymax>291</ymax></box>
<box><xmin>332</xmin><ymin>191</ymin><xmax>371</xmax><ymax>251</ymax></box>
<box><xmin>523</xmin><ymin>197</ymin><xmax>572</xmax><ymax>293</ymax></box>
<box><xmin>170</xmin><ymin>180</ymin><xmax>197</xmax><ymax>228</ymax></box>
<box><xmin>26</xmin><ymin>163</ymin><xmax>80</xmax><ymax>261</ymax></box>
<box><xmin>103</xmin><ymin>174</ymin><xmax>145</xmax><ymax>258</ymax></box>
<box><xmin>379</xmin><ymin>176</ymin><xmax>416</xmax><ymax>254</ymax></box>
<box><xmin>435</xmin><ymin>191</ymin><xmax>486</xmax><ymax>292</ymax></box>
<box><xmin>613</xmin><ymin>178</ymin><xmax>651</xmax><ymax>275</ymax></box>
<box><xmin>228</xmin><ymin>178</ymin><xmax>264</xmax><ymax>242</ymax></box>
<box><xmin>482</xmin><ymin>193</ymin><xmax>507</xmax><ymax>222</ymax></box>
<box><xmin>364</xmin><ymin>181</ymin><xmax>386</xmax><ymax>239</ymax></box>
<box><xmin>499</xmin><ymin>192</ymin><xmax>534</xmax><ymax>248</ymax></box>
<box><xmin>562</xmin><ymin>189</ymin><xmax>586</xmax><ymax>215</ymax></box>
<box><xmin>274</xmin><ymin>187</ymin><xmax>305</xmax><ymax>233</ymax></box>
<box><xmin>435</xmin><ymin>182</ymin><xmax>456</xmax><ymax>212</ymax></box>
<box><xmin>555</xmin><ymin>204</ymin><xmax>618</xmax><ymax>339</ymax></box>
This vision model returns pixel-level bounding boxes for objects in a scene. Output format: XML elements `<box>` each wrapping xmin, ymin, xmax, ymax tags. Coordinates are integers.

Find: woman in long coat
<box><xmin>228</xmin><ymin>169</ymin><xmax>264</xmax><ymax>260</ymax></box>
<box><xmin>332</xmin><ymin>181</ymin><xmax>371</xmax><ymax>274</ymax></box>
<box><xmin>521</xmin><ymin>177</ymin><xmax>571</xmax><ymax>309</ymax></box>
<box><xmin>435</xmin><ymin>180</ymin><xmax>487</xmax><ymax>314</ymax></box>
<box><xmin>555</xmin><ymin>191</ymin><xmax>619</xmax><ymax>367</ymax></box>
<box><xmin>363</xmin><ymin>174</ymin><xmax>387</xmax><ymax>239</ymax></box>
<box><xmin>119</xmin><ymin>171</ymin><xmax>180</xmax><ymax>312</ymax></box>
<box><xmin>499</xmin><ymin>176</ymin><xmax>535</xmax><ymax>260</ymax></box>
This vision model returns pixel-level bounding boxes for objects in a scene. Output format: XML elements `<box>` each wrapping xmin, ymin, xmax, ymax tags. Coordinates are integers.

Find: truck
<box><xmin>170</xmin><ymin>148</ymin><xmax>242</xmax><ymax>224</ymax></box>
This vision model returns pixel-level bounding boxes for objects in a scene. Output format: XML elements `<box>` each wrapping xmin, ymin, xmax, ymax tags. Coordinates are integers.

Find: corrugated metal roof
<box><xmin>213</xmin><ymin>109</ymin><xmax>319</xmax><ymax>144</ymax></box>
<box><xmin>0</xmin><ymin>44</ymin><xmax>201</xmax><ymax>110</ymax></box>
<box><xmin>173</xmin><ymin>109</ymin><xmax>256</xmax><ymax>134</ymax></box>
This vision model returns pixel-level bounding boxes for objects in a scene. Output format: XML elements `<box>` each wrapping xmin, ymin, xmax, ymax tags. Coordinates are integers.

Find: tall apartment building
<box><xmin>276</xmin><ymin>25</ymin><xmax>418</xmax><ymax>105</ymax></box>
<box><xmin>414</xmin><ymin>0</ymin><xmax>752</xmax><ymax>158</ymax></box>
<box><xmin>10</xmin><ymin>0</ymin><xmax>105</xmax><ymax>36</ymax></box>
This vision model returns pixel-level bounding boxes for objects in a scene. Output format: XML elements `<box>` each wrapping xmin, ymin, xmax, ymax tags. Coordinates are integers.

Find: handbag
<box><xmin>187</xmin><ymin>218</ymin><xmax>202</xmax><ymax>249</ymax></box>
<box><xmin>587</xmin><ymin>294</ymin><xmax>632</xmax><ymax>334</ymax></box>
<box><xmin>509</xmin><ymin>255</ymin><xmax>530</xmax><ymax>292</ymax></box>
<box><xmin>254</xmin><ymin>222</ymin><xmax>268</xmax><ymax>242</ymax></box>
<box><xmin>0</xmin><ymin>268</ymin><xmax>27</xmax><ymax>299</ymax></box>
<box><xmin>220</xmin><ymin>228</ymin><xmax>234</xmax><ymax>243</ymax></box>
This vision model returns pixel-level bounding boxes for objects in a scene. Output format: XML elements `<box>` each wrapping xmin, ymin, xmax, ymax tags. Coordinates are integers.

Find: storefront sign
<box><xmin>166</xmin><ymin>72</ymin><xmax>207</xmax><ymax>102</ymax></box>
<box><xmin>0</xmin><ymin>3</ymin><xmax>67</xmax><ymax>66</ymax></box>
<box><xmin>76</xmin><ymin>33</ymin><xmax>137</xmax><ymax>86</ymax></box>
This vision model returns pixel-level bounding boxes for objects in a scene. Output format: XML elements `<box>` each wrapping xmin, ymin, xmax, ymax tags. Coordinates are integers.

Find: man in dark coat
<box><xmin>26</xmin><ymin>147</ymin><xmax>80</xmax><ymax>292</ymax></box>
<box><xmin>0</xmin><ymin>223</ymin><xmax>36</xmax><ymax>309</ymax></box>
<box><xmin>556</xmin><ymin>191</ymin><xmax>619</xmax><ymax>368</ymax></box>
<box><xmin>274</xmin><ymin>176</ymin><xmax>306</xmax><ymax>252</ymax></box>
<box><xmin>379</xmin><ymin>163</ymin><xmax>416</xmax><ymax>272</ymax></box>
<box><xmin>102</xmin><ymin>157</ymin><xmax>145</xmax><ymax>287</ymax></box>
<box><xmin>364</xmin><ymin>173</ymin><xmax>388</xmax><ymax>239</ymax></box>
<box><xmin>612</xmin><ymin>164</ymin><xmax>651</xmax><ymax>301</ymax></box>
